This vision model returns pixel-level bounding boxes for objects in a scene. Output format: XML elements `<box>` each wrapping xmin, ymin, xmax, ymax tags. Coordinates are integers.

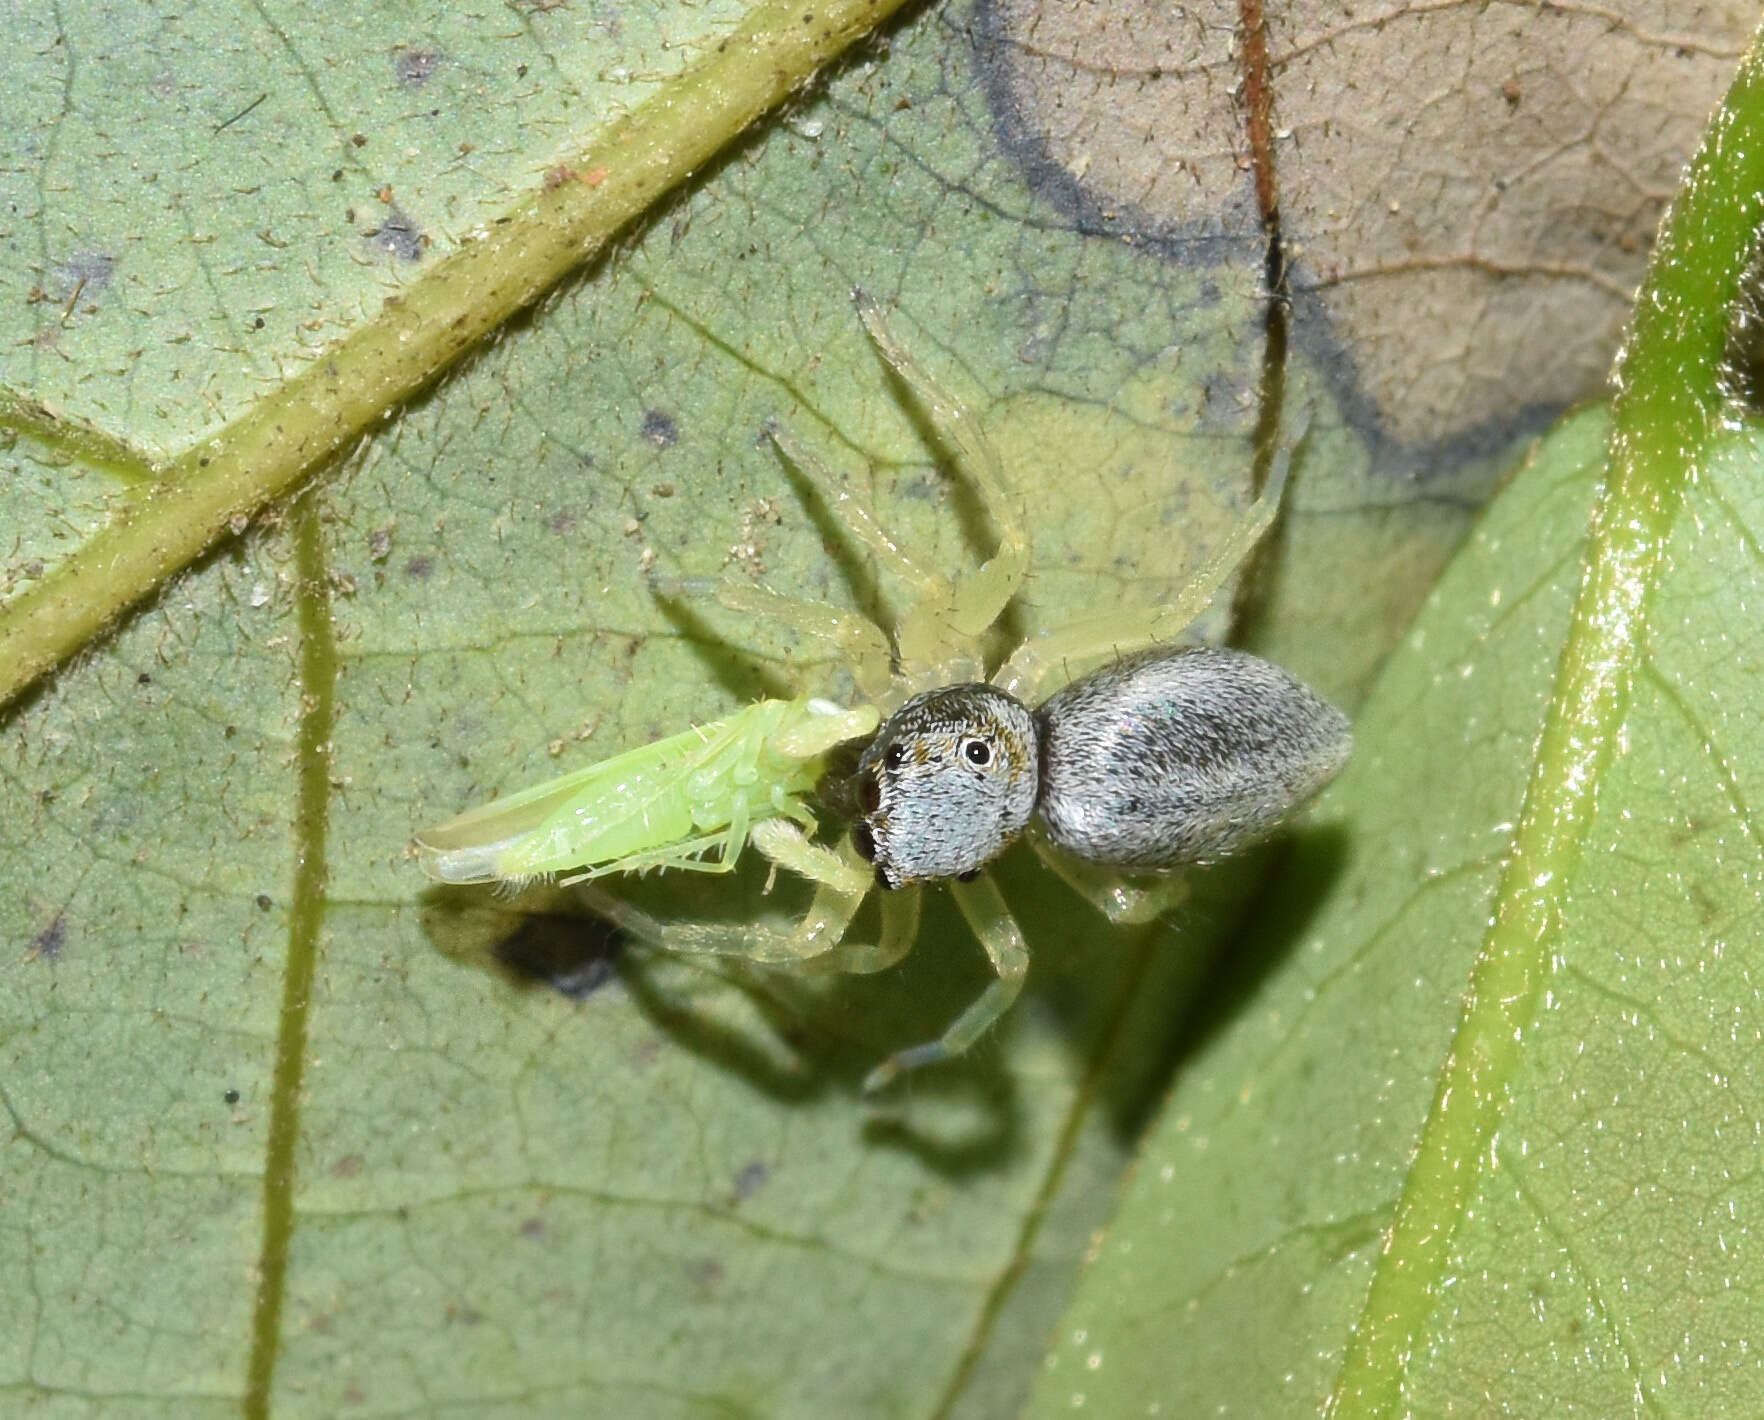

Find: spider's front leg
<box><xmin>579</xmin><ymin>823</ymin><xmax>918</xmax><ymax>979</ymax></box>
<box><xmin>578</xmin><ymin>821</ymin><xmax>862</xmax><ymax>963</ymax></box>
<box><xmin>853</xmin><ymin>290</ymin><xmax>1030</xmax><ymax>676</ymax></box>
<box><xmin>862</xmin><ymin>872</ymin><xmax>1029</xmax><ymax>1093</ymax></box>
<box><xmin>993</xmin><ymin>416</ymin><xmax>1306</xmax><ymax>703</ymax></box>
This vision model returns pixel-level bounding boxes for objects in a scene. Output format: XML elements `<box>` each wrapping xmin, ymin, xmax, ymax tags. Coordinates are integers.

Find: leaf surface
<box><xmin>1029</xmin><ymin>23</ymin><xmax>1764</xmax><ymax>1414</ymax></box>
<box><xmin>0</xmin><ymin>4</ymin><xmax>1752</xmax><ymax>1418</ymax></box>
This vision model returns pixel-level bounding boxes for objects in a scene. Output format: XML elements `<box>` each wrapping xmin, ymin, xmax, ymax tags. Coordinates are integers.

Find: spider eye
<box><xmin>883</xmin><ymin>745</ymin><xmax>906</xmax><ymax>771</ymax></box>
<box><xmin>859</xmin><ymin>776</ymin><xmax>881</xmax><ymax>813</ymax></box>
<box><xmin>963</xmin><ymin>739</ymin><xmax>992</xmax><ymax>766</ymax></box>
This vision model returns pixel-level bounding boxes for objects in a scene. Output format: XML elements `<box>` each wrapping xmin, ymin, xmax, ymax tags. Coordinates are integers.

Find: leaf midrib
<box><xmin>1325</xmin><ymin>28</ymin><xmax>1764</xmax><ymax>1415</ymax></box>
<box><xmin>0</xmin><ymin>0</ymin><xmax>918</xmax><ymax>712</ymax></box>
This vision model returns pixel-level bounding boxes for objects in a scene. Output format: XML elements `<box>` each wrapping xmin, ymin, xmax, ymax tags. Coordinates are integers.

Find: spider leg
<box><xmin>862</xmin><ymin>871</ymin><xmax>1028</xmax><ymax>1092</ymax></box>
<box><xmin>854</xmin><ymin>291</ymin><xmax>1030</xmax><ymax>656</ymax></box>
<box><xmin>765</xmin><ymin>420</ymin><xmax>943</xmax><ymax>595</ymax></box>
<box><xmin>712</xmin><ymin>582</ymin><xmax>895</xmax><ymax>702</ymax></box>
<box><xmin>993</xmin><ymin>418</ymin><xmax>1303</xmax><ymax>703</ymax></box>
<box><xmin>576</xmin><ymin>822</ymin><xmax>872</xmax><ymax>966</ymax></box>
<box><xmin>801</xmin><ymin>885</ymin><xmax>920</xmax><ymax>976</ymax></box>
<box><xmin>1026</xmin><ymin>834</ymin><xmax>1189</xmax><ymax>925</ymax></box>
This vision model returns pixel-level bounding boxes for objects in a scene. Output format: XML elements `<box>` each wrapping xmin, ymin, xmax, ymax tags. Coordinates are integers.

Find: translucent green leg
<box><xmin>713</xmin><ymin>583</ymin><xmax>895</xmax><ymax>702</ymax></box>
<box><xmin>765</xmin><ymin>420</ymin><xmax>943</xmax><ymax>594</ymax></box>
<box><xmin>576</xmin><ymin>827</ymin><xmax>875</xmax><ymax>967</ymax></box>
<box><xmin>993</xmin><ymin>415</ymin><xmax>1307</xmax><ymax>703</ymax></box>
<box><xmin>803</xmin><ymin>885</ymin><xmax>921</xmax><ymax>976</ymax></box>
<box><xmin>863</xmin><ymin>872</ymin><xmax>1028</xmax><ymax>1092</ymax></box>
<box><xmin>1027</xmin><ymin>835</ymin><xmax>1189</xmax><ymax>925</ymax></box>
<box><xmin>854</xmin><ymin>290</ymin><xmax>1030</xmax><ymax>653</ymax></box>
<box><xmin>749</xmin><ymin>820</ymin><xmax>870</xmax><ymax>896</ymax></box>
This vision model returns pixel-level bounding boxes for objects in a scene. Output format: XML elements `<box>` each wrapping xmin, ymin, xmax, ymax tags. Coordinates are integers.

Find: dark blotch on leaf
<box><xmin>255</xmin><ymin>894</ymin><xmax>273</xmax><ymax>911</ymax></box>
<box><xmin>391</xmin><ymin>45</ymin><xmax>444</xmax><ymax>85</ymax></box>
<box><xmin>641</xmin><ymin>408</ymin><xmax>679</xmax><ymax>448</ymax></box>
<box><xmin>494</xmin><ymin>914</ymin><xmax>622</xmax><ymax>1000</ymax></box>
<box><xmin>368</xmin><ymin>207</ymin><xmax>425</xmax><ymax>262</ymax></box>
<box><xmin>224</xmin><ymin>1088</ymin><xmax>240</xmax><ymax>1105</ymax></box>
<box><xmin>404</xmin><ymin>554</ymin><xmax>434</xmax><ymax>580</ymax></box>
<box><xmin>49</xmin><ymin>249</ymin><xmax>116</xmax><ymax>304</ymax></box>
<box><xmin>26</xmin><ymin>912</ymin><xmax>66</xmax><ymax>962</ymax></box>
<box><xmin>730</xmin><ymin>1160</ymin><xmax>770</xmax><ymax>1202</ymax></box>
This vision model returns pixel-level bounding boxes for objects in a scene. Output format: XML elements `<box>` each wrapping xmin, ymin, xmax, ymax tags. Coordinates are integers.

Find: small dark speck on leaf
<box><xmin>368</xmin><ymin>207</ymin><xmax>425</xmax><ymax>262</ymax></box>
<box><xmin>520</xmin><ymin>1217</ymin><xmax>545</xmax><ymax>1239</ymax></box>
<box><xmin>641</xmin><ymin>409</ymin><xmax>679</xmax><ymax>448</ymax></box>
<box><xmin>26</xmin><ymin>912</ymin><xmax>66</xmax><ymax>962</ymax></box>
<box><xmin>392</xmin><ymin>45</ymin><xmax>445</xmax><ymax>85</ymax></box>
<box><xmin>730</xmin><ymin>1160</ymin><xmax>770</xmax><ymax>1202</ymax></box>
<box><xmin>49</xmin><ymin>250</ymin><xmax>116</xmax><ymax>303</ymax></box>
<box><xmin>548</xmin><ymin>510</ymin><xmax>578</xmax><ymax>535</ymax></box>
<box><xmin>404</xmin><ymin>554</ymin><xmax>434</xmax><ymax>580</ymax></box>
<box><xmin>224</xmin><ymin>1088</ymin><xmax>240</xmax><ymax>1105</ymax></box>
<box><xmin>351</xmin><ymin>132</ymin><xmax>368</xmax><ymax>147</ymax></box>
<box><xmin>137</xmin><ymin>671</ymin><xmax>152</xmax><ymax>685</ymax></box>
<box><xmin>255</xmin><ymin>894</ymin><xmax>274</xmax><ymax>911</ymax></box>
<box><xmin>685</xmin><ymin>1258</ymin><xmax>725</xmax><ymax>1294</ymax></box>
<box><xmin>331</xmin><ymin>1154</ymin><xmax>365</xmax><ymax>1179</ymax></box>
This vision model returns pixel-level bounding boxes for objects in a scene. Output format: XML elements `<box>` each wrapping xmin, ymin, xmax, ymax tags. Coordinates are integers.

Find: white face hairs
<box><xmin>417</xmin><ymin>292</ymin><xmax>1350</xmax><ymax>1092</ymax></box>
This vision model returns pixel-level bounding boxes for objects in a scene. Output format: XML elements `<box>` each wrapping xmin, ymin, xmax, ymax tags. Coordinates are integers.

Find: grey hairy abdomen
<box><xmin>1034</xmin><ymin>647</ymin><xmax>1352</xmax><ymax>868</ymax></box>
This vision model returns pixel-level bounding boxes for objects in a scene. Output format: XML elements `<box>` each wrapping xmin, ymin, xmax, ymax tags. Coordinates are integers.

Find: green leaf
<box><xmin>8</xmin><ymin>1</ymin><xmax>1740</xmax><ymax>1415</ymax></box>
<box><xmin>1028</xmin><ymin>27</ymin><xmax>1764</xmax><ymax>1417</ymax></box>
<box><xmin>0</xmin><ymin>4</ymin><xmax>1304</xmax><ymax>1417</ymax></box>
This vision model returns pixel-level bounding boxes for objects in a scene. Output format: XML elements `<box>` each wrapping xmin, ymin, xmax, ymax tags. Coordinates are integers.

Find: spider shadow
<box><xmin>646</xmin><ymin>589</ymin><xmax>796</xmax><ymax>705</ymax></box>
<box><xmin>611</xmin><ymin>867</ymin><xmax>1028</xmax><ymax>1174</ymax></box>
<box><xmin>418</xmin><ymin>812</ymin><xmax>1348</xmax><ymax>1175</ymax></box>
<box><xmin>419</xmin><ymin>866</ymin><xmax>1027</xmax><ymax>1176</ymax></box>
<box><xmin>1012</xmin><ymin>820</ymin><xmax>1353</xmax><ymax>1146</ymax></box>
<box><xmin>1155</xmin><ymin>822</ymin><xmax>1354</xmax><ymax>1109</ymax></box>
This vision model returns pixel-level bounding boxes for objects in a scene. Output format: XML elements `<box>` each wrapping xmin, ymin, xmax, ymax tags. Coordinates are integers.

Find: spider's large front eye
<box><xmin>963</xmin><ymin>739</ymin><xmax>991</xmax><ymax>767</ymax></box>
<box><xmin>883</xmin><ymin>745</ymin><xmax>906</xmax><ymax>771</ymax></box>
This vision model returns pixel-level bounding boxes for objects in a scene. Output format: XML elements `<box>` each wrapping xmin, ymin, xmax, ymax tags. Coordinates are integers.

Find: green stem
<box><xmin>0</xmin><ymin>0</ymin><xmax>910</xmax><ymax>710</ymax></box>
<box><xmin>1328</xmin><ymin>28</ymin><xmax>1764</xmax><ymax>1418</ymax></box>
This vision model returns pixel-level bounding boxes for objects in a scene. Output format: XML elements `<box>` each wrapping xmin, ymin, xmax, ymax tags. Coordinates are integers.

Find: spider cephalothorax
<box><xmin>853</xmin><ymin>684</ymin><xmax>1040</xmax><ymax>889</ymax></box>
